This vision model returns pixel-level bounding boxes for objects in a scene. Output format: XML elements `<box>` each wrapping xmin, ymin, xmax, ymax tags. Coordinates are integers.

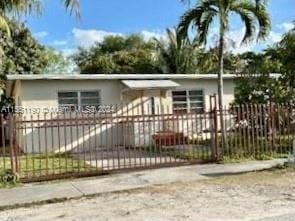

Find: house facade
<box><xmin>6</xmin><ymin>74</ymin><xmax>236</xmax><ymax>113</ymax></box>
<box><xmin>5</xmin><ymin>74</ymin><xmax>236</xmax><ymax>154</ymax></box>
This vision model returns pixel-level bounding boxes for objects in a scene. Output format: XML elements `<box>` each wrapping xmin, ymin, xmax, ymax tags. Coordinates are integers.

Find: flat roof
<box><xmin>6</xmin><ymin>74</ymin><xmax>237</xmax><ymax>81</ymax></box>
<box><xmin>6</xmin><ymin>73</ymin><xmax>281</xmax><ymax>81</ymax></box>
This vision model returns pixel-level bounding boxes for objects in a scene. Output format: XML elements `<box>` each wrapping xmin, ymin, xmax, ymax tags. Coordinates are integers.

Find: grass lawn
<box><xmin>0</xmin><ymin>180</ymin><xmax>18</xmax><ymax>189</ymax></box>
<box><xmin>167</xmin><ymin>149</ymin><xmax>290</xmax><ymax>162</ymax></box>
<box><xmin>1</xmin><ymin>153</ymin><xmax>95</xmax><ymax>181</ymax></box>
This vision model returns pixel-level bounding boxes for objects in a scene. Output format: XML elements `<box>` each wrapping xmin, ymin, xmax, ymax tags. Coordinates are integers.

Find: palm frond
<box><xmin>178</xmin><ymin>0</ymin><xmax>218</xmax><ymax>44</ymax></box>
<box><xmin>255</xmin><ymin>0</ymin><xmax>268</xmax><ymax>9</ymax></box>
<box><xmin>154</xmin><ymin>28</ymin><xmax>199</xmax><ymax>74</ymax></box>
<box><xmin>198</xmin><ymin>10</ymin><xmax>217</xmax><ymax>45</ymax></box>
<box><xmin>0</xmin><ymin>0</ymin><xmax>42</xmax><ymax>36</ymax></box>
<box><xmin>231</xmin><ymin>1</ymin><xmax>271</xmax><ymax>41</ymax></box>
<box><xmin>230</xmin><ymin>8</ymin><xmax>256</xmax><ymax>44</ymax></box>
<box><xmin>0</xmin><ymin>15</ymin><xmax>11</xmax><ymax>36</ymax></box>
<box><xmin>62</xmin><ymin>0</ymin><xmax>80</xmax><ymax>18</ymax></box>
<box><xmin>0</xmin><ymin>0</ymin><xmax>42</xmax><ymax>16</ymax></box>
<box><xmin>233</xmin><ymin>1</ymin><xmax>271</xmax><ymax>40</ymax></box>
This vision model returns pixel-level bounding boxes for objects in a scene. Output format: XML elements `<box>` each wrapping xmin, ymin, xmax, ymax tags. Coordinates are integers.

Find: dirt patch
<box><xmin>0</xmin><ymin>168</ymin><xmax>295</xmax><ymax>221</ymax></box>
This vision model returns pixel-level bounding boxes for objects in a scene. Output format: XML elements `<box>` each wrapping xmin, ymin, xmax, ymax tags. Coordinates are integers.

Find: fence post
<box><xmin>9</xmin><ymin>114</ymin><xmax>16</xmax><ymax>175</ymax></box>
<box><xmin>214</xmin><ymin>102</ymin><xmax>220</xmax><ymax>161</ymax></box>
<box><xmin>209</xmin><ymin>95</ymin><xmax>215</xmax><ymax>161</ymax></box>
<box><xmin>270</xmin><ymin>103</ymin><xmax>277</xmax><ymax>152</ymax></box>
<box><xmin>210</xmin><ymin>94</ymin><xmax>219</xmax><ymax>161</ymax></box>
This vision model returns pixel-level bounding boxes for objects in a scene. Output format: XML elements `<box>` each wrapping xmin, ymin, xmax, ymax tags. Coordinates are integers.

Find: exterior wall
<box><xmin>20</xmin><ymin>79</ymin><xmax>123</xmax><ymax>115</ymax></box>
<box><xmin>17</xmin><ymin>78</ymin><xmax>235</xmax><ymax>114</ymax></box>
<box><xmin>13</xmin><ymin>78</ymin><xmax>235</xmax><ymax>153</ymax></box>
<box><xmin>13</xmin><ymin>80</ymin><xmax>22</xmax><ymax>106</ymax></box>
<box><xmin>17</xmin><ymin>123</ymin><xmax>124</xmax><ymax>154</ymax></box>
<box><xmin>170</xmin><ymin>79</ymin><xmax>235</xmax><ymax>110</ymax></box>
<box><xmin>16</xmin><ymin>79</ymin><xmax>124</xmax><ymax>153</ymax></box>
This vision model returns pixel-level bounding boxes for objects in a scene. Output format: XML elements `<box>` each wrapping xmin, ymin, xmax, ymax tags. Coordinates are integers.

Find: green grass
<box><xmin>172</xmin><ymin>150</ymin><xmax>212</xmax><ymax>160</ymax></box>
<box><xmin>223</xmin><ymin>133</ymin><xmax>292</xmax><ymax>157</ymax></box>
<box><xmin>222</xmin><ymin>153</ymin><xmax>290</xmax><ymax>164</ymax></box>
<box><xmin>1</xmin><ymin>153</ymin><xmax>94</xmax><ymax>179</ymax></box>
<box><xmin>0</xmin><ymin>158</ymin><xmax>11</xmax><ymax>175</ymax></box>
<box><xmin>0</xmin><ymin>181</ymin><xmax>18</xmax><ymax>189</ymax></box>
<box><xmin>154</xmin><ymin>133</ymin><xmax>293</xmax><ymax>162</ymax></box>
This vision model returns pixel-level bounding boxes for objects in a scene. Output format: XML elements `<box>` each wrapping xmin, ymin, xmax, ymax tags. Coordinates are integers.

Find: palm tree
<box><xmin>0</xmin><ymin>0</ymin><xmax>80</xmax><ymax>35</ymax></box>
<box><xmin>178</xmin><ymin>0</ymin><xmax>270</xmax><ymax>152</ymax></box>
<box><xmin>154</xmin><ymin>28</ymin><xmax>200</xmax><ymax>74</ymax></box>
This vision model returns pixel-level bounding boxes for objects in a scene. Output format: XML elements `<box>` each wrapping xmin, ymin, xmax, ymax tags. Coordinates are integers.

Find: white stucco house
<box><xmin>6</xmin><ymin>74</ymin><xmax>236</xmax><ymax>112</ymax></box>
<box><xmin>5</xmin><ymin>74</ymin><xmax>236</xmax><ymax>154</ymax></box>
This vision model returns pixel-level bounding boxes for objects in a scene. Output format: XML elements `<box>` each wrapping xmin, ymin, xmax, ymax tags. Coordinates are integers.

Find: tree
<box><xmin>237</xmin><ymin>50</ymin><xmax>282</xmax><ymax>75</ymax></box>
<box><xmin>73</xmin><ymin>35</ymin><xmax>160</xmax><ymax>74</ymax></box>
<box><xmin>233</xmin><ymin>24</ymin><xmax>295</xmax><ymax>105</ymax></box>
<box><xmin>197</xmin><ymin>47</ymin><xmax>243</xmax><ymax>74</ymax></box>
<box><xmin>154</xmin><ymin>28</ymin><xmax>201</xmax><ymax>74</ymax></box>
<box><xmin>0</xmin><ymin>20</ymin><xmax>69</xmax><ymax>75</ymax></box>
<box><xmin>43</xmin><ymin>48</ymin><xmax>76</xmax><ymax>74</ymax></box>
<box><xmin>276</xmin><ymin>28</ymin><xmax>295</xmax><ymax>71</ymax></box>
<box><xmin>272</xmin><ymin>23</ymin><xmax>295</xmax><ymax>97</ymax></box>
<box><xmin>0</xmin><ymin>0</ymin><xmax>40</xmax><ymax>35</ymax></box>
<box><xmin>0</xmin><ymin>20</ymin><xmax>49</xmax><ymax>75</ymax></box>
<box><xmin>0</xmin><ymin>0</ymin><xmax>80</xmax><ymax>35</ymax></box>
<box><xmin>178</xmin><ymin>0</ymin><xmax>271</xmax><ymax>149</ymax></box>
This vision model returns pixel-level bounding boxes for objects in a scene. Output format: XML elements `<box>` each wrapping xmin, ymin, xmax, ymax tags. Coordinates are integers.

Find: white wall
<box><xmin>14</xmin><ymin>79</ymin><xmax>124</xmax><ymax>153</ymax></box>
<box><xmin>20</xmin><ymin>79</ymin><xmax>123</xmax><ymax>114</ymax></box>
<box><xmin>17</xmin><ymin>78</ymin><xmax>235</xmax><ymax>114</ymax></box>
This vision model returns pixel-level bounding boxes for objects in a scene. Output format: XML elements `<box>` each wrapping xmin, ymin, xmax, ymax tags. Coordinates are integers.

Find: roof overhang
<box><xmin>5</xmin><ymin>74</ymin><xmax>239</xmax><ymax>81</ymax></box>
<box><xmin>121</xmin><ymin>80</ymin><xmax>180</xmax><ymax>90</ymax></box>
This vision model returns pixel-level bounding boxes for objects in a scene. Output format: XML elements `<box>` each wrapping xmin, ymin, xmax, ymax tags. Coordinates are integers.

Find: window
<box><xmin>58</xmin><ymin>92</ymin><xmax>78</xmax><ymax>111</ymax></box>
<box><xmin>58</xmin><ymin>91</ymin><xmax>100</xmax><ymax>111</ymax></box>
<box><xmin>172</xmin><ymin>90</ymin><xmax>204</xmax><ymax>114</ymax></box>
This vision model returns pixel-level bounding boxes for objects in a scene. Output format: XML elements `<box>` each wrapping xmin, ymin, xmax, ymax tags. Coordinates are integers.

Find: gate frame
<box><xmin>209</xmin><ymin>94</ymin><xmax>220</xmax><ymax>161</ymax></box>
<box><xmin>8</xmin><ymin>99</ymin><xmax>221</xmax><ymax>182</ymax></box>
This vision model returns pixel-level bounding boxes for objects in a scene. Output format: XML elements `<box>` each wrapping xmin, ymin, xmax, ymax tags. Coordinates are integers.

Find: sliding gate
<box><xmin>1</xmin><ymin>102</ymin><xmax>218</xmax><ymax>182</ymax></box>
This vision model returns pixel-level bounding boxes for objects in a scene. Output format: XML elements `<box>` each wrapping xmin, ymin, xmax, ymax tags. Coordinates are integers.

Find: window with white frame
<box><xmin>172</xmin><ymin>90</ymin><xmax>204</xmax><ymax>114</ymax></box>
<box><xmin>58</xmin><ymin>91</ymin><xmax>100</xmax><ymax>111</ymax></box>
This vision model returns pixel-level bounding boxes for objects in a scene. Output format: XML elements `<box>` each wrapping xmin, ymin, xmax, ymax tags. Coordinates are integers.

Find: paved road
<box><xmin>256</xmin><ymin>213</ymin><xmax>295</xmax><ymax>221</ymax></box>
<box><xmin>0</xmin><ymin>159</ymin><xmax>287</xmax><ymax>208</ymax></box>
<box><xmin>0</xmin><ymin>168</ymin><xmax>294</xmax><ymax>221</ymax></box>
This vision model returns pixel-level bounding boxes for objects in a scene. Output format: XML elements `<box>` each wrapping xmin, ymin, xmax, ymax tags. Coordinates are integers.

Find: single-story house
<box><xmin>5</xmin><ymin>74</ymin><xmax>236</xmax><ymax>154</ymax></box>
<box><xmin>6</xmin><ymin>74</ymin><xmax>236</xmax><ymax>112</ymax></box>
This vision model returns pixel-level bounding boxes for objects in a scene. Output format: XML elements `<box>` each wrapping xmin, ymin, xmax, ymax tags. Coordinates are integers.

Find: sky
<box><xmin>26</xmin><ymin>0</ymin><xmax>295</xmax><ymax>55</ymax></box>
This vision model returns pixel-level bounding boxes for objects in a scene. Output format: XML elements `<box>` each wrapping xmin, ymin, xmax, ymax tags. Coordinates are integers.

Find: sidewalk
<box><xmin>0</xmin><ymin>159</ymin><xmax>288</xmax><ymax>210</ymax></box>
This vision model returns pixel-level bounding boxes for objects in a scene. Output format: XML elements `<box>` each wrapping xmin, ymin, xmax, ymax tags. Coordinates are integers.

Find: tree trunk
<box><xmin>218</xmin><ymin>23</ymin><xmax>226</xmax><ymax>159</ymax></box>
